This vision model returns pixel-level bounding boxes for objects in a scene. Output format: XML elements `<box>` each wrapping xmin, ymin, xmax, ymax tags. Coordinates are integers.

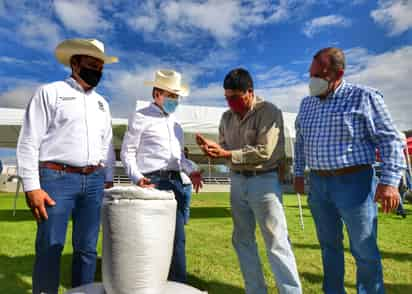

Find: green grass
<box><xmin>0</xmin><ymin>192</ymin><xmax>411</xmax><ymax>293</ymax></box>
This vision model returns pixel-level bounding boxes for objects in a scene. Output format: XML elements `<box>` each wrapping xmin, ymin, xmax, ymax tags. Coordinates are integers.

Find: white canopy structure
<box><xmin>0</xmin><ymin>107</ymin><xmax>24</xmax><ymax>149</ymax></box>
<box><xmin>0</xmin><ymin>105</ymin><xmax>297</xmax><ymax>163</ymax></box>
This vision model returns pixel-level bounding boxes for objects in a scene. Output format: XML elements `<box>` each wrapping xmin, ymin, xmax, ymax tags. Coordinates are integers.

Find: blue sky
<box><xmin>1</xmin><ymin>0</ymin><xmax>412</xmax><ymax>161</ymax></box>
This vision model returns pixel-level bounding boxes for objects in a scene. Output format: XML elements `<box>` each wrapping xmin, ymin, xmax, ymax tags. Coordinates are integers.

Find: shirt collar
<box><xmin>150</xmin><ymin>102</ymin><xmax>169</xmax><ymax>117</ymax></box>
<box><xmin>324</xmin><ymin>79</ymin><xmax>345</xmax><ymax>100</ymax></box>
<box><xmin>65</xmin><ymin>76</ymin><xmax>94</xmax><ymax>94</ymax></box>
<box><xmin>236</xmin><ymin>95</ymin><xmax>263</xmax><ymax>121</ymax></box>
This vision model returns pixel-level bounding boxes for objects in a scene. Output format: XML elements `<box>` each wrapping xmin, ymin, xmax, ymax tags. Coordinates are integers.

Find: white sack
<box><xmin>163</xmin><ymin>281</ymin><xmax>207</xmax><ymax>293</ymax></box>
<box><xmin>102</xmin><ymin>186</ymin><xmax>176</xmax><ymax>294</ymax></box>
<box><xmin>65</xmin><ymin>282</ymin><xmax>208</xmax><ymax>294</ymax></box>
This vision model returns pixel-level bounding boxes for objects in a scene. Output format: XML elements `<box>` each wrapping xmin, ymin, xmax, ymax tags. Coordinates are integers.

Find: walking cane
<box><xmin>297</xmin><ymin>193</ymin><xmax>304</xmax><ymax>230</ymax></box>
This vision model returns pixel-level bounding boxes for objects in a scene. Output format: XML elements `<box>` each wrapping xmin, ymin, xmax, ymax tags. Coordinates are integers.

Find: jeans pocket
<box><xmin>39</xmin><ymin>168</ymin><xmax>65</xmax><ymax>181</ymax></box>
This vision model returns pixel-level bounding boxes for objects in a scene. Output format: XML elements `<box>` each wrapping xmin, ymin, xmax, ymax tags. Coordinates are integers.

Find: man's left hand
<box><xmin>189</xmin><ymin>171</ymin><xmax>203</xmax><ymax>193</ymax></box>
<box><xmin>374</xmin><ymin>183</ymin><xmax>400</xmax><ymax>213</ymax></box>
<box><xmin>104</xmin><ymin>182</ymin><xmax>114</xmax><ymax>189</ymax></box>
<box><xmin>190</xmin><ymin>171</ymin><xmax>203</xmax><ymax>193</ymax></box>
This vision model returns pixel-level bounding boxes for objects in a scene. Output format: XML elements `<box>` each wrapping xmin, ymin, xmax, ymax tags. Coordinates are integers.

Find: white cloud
<box><xmin>0</xmin><ymin>56</ymin><xmax>25</xmax><ymax>64</ymax></box>
<box><xmin>0</xmin><ymin>56</ymin><xmax>48</xmax><ymax>66</ymax></box>
<box><xmin>54</xmin><ymin>0</ymin><xmax>111</xmax><ymax>35</ymax></box>
<box><xmin>346</xmin><ymin>46</ymin><xmax>412</xmax><ymax>130</ymax></box>
<box><xmin>303</xmin><ymin>14</ymin><xmax>351</xmax><ymax>37</ymax></box>
<box><xmin>16</xmin><ymin>13</ymin><xmax>61</xmax><ymax>50</ymax></box>
<box><xmin>0</xmin><ymin>82</ymin><xmax>40</xmax><ymax>108</ymax></box>
<box><xmin>187</xmin><ymin>83</ymin><xmax>226</xmax><ymax>106</ymax></box>
<box><xmin>371</xmin><ymin>0</ymin><xmax>412</xmax><ymax>36</ymax></box>
<box><xmin>123</xmin><ymin>0</ymin><xmax>310</xmax><ymax>46</ymax></box>
<box><xmin>256</xmin><ymin>65</ymin><xmax>301</xmax><ymax>88</ymax></box>
<box><xmin>256</xmin><ymin>83</ymin><xmax>308</xmax><ymax>112</ymax></box>
<box><xmin>0</xmin><ymin>1</ymin><xmax>5</xmax><ymax>16</ymax></box>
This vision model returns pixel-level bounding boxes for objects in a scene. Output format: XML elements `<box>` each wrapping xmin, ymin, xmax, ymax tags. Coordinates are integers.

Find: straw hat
<box><xmin>144</xmin><ymin>69</ymin><xmax>190</xmax><ymax>97</ymax></box>
<box><xmin>55</xmin><ymin>38</ymin><xmax>118</xmax><ymax>66</ymax></box>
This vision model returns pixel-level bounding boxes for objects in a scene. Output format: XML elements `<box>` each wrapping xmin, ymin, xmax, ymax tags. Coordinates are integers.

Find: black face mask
<box><xmin>79</xmin><ymin>67</ymin><xmax>102</xmax><ymax>87</ymax></box>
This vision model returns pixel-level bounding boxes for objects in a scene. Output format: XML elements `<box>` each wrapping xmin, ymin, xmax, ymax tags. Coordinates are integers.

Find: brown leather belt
<box><xmin>232</xmin><ymin>168</ymin><xmax>278</xmax><ymax>177</ymax></box>
<box><xmin>312</xmin><ymin>164</ymin><xmax>371</xmax><ymax>177</ymax></box>
<box><xmin>39</xmin><ymin>162</ymin><xmax>102</xmax><ymax>175</ymax></box>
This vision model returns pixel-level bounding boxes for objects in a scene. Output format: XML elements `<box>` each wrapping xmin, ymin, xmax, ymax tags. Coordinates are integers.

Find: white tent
<box><xmin>0</xmin><ymin>105</ymin><xmax>297</xmax><ymax>163</ymax></box>
<box><xmin>0</xmin><ymin>107</ymin><xmax>24</xmax><ymax>149</ymax></box>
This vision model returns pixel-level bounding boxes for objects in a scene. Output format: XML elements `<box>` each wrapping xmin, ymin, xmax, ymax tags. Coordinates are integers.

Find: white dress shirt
<box><xmin>17</xmin><ymin>77</ymin><xmax>114</xmax><ymax>192</ymax></box>
<box><xmin>121</xmin><ymin>102</ymin><xmax>195</xmax><ymax>184</ymax></box>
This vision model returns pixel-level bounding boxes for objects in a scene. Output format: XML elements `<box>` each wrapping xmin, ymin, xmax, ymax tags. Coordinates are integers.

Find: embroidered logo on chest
<box><xmin>98</xmin><ymin>101</ymin><xmax>105</xmax><ymax>112</ymax></box>
<box><xmin>59</xmin><ymin>96</ymin><xmax>76</xmax><ymax>101</ymax></box>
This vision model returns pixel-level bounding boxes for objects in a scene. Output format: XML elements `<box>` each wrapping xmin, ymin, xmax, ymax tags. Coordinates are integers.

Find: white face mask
<box><xmin>309</xmin><ymin>77</ymin><xmax>329</xmax><ymax>97</ymax></box>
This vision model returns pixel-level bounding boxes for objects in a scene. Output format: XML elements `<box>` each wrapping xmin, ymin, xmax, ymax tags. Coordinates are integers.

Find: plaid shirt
<box><xmin>294</xmin><ymin>81</ymin><xmax>406</xmax><ymax>187</ymax></box>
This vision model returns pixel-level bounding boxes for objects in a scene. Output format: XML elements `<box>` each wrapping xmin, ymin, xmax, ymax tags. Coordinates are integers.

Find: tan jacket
<box><xmin>219</xmin><ymin>96</ymin><xmax>285</xmax><ymax>172</ymax></box>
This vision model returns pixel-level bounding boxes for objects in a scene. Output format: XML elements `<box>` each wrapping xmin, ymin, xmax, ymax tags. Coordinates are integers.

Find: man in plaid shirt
<box><xmin>294</xmin><ymin>47</ymin><xmax>406</xmax><ymax>294</ymax></box>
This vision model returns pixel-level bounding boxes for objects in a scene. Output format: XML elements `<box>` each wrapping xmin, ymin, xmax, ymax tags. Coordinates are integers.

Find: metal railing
<box><xmin>113</xmin><ymin>174</ymin><xmax>230</xmax><ymax>185</ymax></box>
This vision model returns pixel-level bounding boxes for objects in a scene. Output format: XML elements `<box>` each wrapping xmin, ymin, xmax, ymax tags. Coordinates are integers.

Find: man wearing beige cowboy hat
<box><xmin>17</xmin><ymin>38</ymin><xmax>118</xmax><ymax>294</ymax></box>
<box><xmin>121</xmin><ymin>69</ymin><xmax>202</xmax><ymax>283</ymax></box>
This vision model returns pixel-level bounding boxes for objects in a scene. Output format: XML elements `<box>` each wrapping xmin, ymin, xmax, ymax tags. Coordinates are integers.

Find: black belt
<box><xmin>144</xmin><ymin>170</ymin><xmax>181</xmax><ymax>180</ymax></box>
<box><xmin>312</xmin><ymin>164</ymin><xmax>371</xmax><ymax>177</ymax></box>
<box><xmin>232</xmin><ymin>168</ymin><xmax>278</xmax><ymax>177</ymax></box>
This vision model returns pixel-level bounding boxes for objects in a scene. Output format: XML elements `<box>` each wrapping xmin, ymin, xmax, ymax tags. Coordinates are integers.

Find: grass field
<box><xmin>0</xmin><ymin>192</ymin><xmax>411</xmax><ymax>294</ymax></box>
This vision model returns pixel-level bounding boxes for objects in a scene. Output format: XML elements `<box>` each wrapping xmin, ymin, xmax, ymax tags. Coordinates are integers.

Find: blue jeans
<box><xmin>230</xmin><ymin>171</ymin><xmax>302</xmax><ymax>294</ymax></box>
<box><xmin>146</xmin><ymin>173</ymin><xmax>187</xmax><ymax>283</ymax></box>
<box><xmin>33</xmin><ymin>167</ymin><xmax>105</xmax><ymax>294</ymax></box>
<box><xmin>183</xmin><ymin>184</ymin><xmax>192</xmax><ymax>224</ymax></box>
<box><xmin>308</xmin><ymin>168</ymin><xmax>384</xmax><ymax>294</ymax></box>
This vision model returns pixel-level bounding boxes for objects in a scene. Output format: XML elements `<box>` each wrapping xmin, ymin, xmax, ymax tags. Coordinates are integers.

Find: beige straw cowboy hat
<box><xmin>144</xmin><ymin>69</ymin><xmax>190</xmax><ymax>97</ymax></box>
<box><xmin>55</xmin><ymin>38</ymin><xmax>118</xmax><ymax>66</ymax></box>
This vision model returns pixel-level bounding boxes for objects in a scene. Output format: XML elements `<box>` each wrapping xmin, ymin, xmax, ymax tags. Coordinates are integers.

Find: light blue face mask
<box><xmin>163</xmin><ymin>97</ymin><xmax>179</xmax><ymax>114</ymax></box>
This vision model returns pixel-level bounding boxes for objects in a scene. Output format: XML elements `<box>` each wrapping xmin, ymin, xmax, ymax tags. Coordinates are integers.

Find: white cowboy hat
<box><xmin>144</xmin><ymin>69</ymin><xmax>190</xmax><ymax>97</ymax></box>
<box><xmin>55</xmin><ymin>38</ymin><xmax>118</xmax><ymax>66</ymax></box>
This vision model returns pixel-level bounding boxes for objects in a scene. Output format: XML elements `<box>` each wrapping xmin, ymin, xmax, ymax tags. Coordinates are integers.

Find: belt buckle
<box><xmin>81</xmin><ymin>166</ymin><xmax>94</xmax><ymax>174</ymax></box>
<box><xmin>329</xmin><ymin>170</ymin><xmax>338</xmax><ymax>176</ymax></box>
<box><xmin>243</xmin><ymin>170</ymin><xmax>256</xmax><ymax>177</ymax></box>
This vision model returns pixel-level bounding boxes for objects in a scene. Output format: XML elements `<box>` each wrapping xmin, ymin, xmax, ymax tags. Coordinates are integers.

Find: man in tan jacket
<box><xmin>196</xmin><ymin>68</ymin><xmax>301</xmax><ymax>294</ymax></box>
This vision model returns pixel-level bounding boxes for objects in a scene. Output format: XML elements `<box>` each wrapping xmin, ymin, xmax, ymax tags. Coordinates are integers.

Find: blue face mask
<box><xmin>163</xmin><ymin>97</ymin><xmax>179</xmax><ymax>114</ymax></box>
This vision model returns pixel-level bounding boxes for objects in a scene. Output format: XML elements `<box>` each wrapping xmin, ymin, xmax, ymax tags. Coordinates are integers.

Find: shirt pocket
<box><xmin>328</xmin><ymin>112</ymin><xmax>364</xmax><ymax>142</ymax></box>
<box><xmin>39</xmin><ymin>167</ymin><xmax>66</xmax><ymax>182</ymax></box>
<box><xmin>244</xmin><ymin>129</ymin><xmax>257</xmax><ymax>145</ymax></box>
<box><xmin>55</xmin><ymin>98</ymin><xmax>82</xmax><ymax>123</ymax></box>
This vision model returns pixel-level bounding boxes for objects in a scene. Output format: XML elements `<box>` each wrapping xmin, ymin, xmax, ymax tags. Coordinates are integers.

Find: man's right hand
<box><xmin>294</xmin><ymin>176</ymin><xmax>305</xmax><ymax>195</ymax></box>
<box><xmin>137</xmin><ymin>177</ymin><xmax>155</xmax><ymax>188</ymax></box>
<box><xmin>25</xmin><ymin>189</ymin><xmax>56</xmax><ymax>222</ymax></box>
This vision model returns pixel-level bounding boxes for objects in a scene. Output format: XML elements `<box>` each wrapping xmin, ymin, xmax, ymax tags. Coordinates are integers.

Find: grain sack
<box><xmin>102</xmin><ymin>186</ymin><xmax>176</xmax><ymax>294</ymax></box>
<box><xmin>65</xmin><ymin>281</ymin><xmax>208</xmax><ymax>294</ymax></box>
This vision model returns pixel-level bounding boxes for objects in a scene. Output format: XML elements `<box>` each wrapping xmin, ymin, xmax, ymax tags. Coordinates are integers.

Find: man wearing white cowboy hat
<box><xmin>121</xmin><ymin>69</ymin><xmax>202</xmax><ymax>283</ymax></box>
<box><xmin>17</xmin><ymin>38</ymin><xmax>118</xmax><ymax>294</ymax></box>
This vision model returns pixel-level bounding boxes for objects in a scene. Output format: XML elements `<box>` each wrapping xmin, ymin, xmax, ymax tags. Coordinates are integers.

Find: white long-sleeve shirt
<box><xmin>17</xmin><ymin>77</ymin><xmax>114</xmax><ymax>192</ymax></box>
<box><xmin>121</xmin><ymin>102</ymin><xmax>195</xmax><ymax>184</ymax></box>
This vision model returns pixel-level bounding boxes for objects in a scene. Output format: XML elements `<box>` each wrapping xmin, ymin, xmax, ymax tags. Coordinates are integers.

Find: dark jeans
<box><xmin>145</xmin><ymin>173</ymin><xmax>187</xmax><ymax>283</ymax></box>
<box><xmin>32</xmin><ymin>167</ymin><xmax>104</xmax><ymax>294</ymax></box>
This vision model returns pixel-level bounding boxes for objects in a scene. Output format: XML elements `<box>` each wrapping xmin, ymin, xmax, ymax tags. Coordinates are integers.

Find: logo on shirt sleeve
<box><xmin>98</xmin><ymin>101</ymin><xmax>105</xmax><ymax>112</ymax></box>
